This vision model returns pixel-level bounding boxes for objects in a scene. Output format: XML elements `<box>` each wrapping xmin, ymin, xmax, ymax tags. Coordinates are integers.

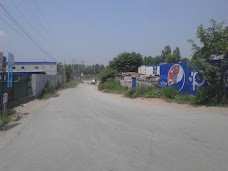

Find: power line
<box><xmin>0</xmin><ymin>16</ymin><xmax>27</xmax><ymax>40</ymax></box>
<box><xmin>0</xmin><ymin>2</ymin><xmax>56</xmax><ymax>61</ymax></box>
<box><xmin>32</xmin><ymin>0</ymin><xmax>49</xmax><ymax>26</ymax></box>
<box><xmin>9</xmin><ymin>0</ymin><xmax>47</xmax><ymax>41</ymax></box>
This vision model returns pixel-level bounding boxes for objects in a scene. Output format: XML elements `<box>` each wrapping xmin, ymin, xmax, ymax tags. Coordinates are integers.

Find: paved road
<box><xmin>0</xmin><ymin>83</ymin><xmax>228</xmax><ymax>171</ymax></box>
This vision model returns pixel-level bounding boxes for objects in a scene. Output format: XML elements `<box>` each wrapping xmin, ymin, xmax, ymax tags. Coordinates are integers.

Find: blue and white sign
<box><xmin>7</xmin><ymin>52</ymin><xmax>14</xmax><ymax>88</ymax></box>
<box><xmin>159</xmin><ymin>63</ymin><xmax>207</xmax><ymax>95</ymax></box>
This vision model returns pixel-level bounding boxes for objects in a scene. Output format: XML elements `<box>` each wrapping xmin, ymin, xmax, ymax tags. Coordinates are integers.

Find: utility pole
<box><xmin>72</xmin><ymin>58</ymin><xmax>76</xmax><ymax>80</ymax></box>
<box><xmin>80</xmin><ymin>61</ymin><xmax>85</xmax><ymax>82</ymax></box>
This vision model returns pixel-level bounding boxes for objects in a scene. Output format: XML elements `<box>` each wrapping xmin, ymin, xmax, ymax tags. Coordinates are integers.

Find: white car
<box><xmin>91</xmin><ymin>79</ymin><xmax>97</xmax><ymax>85</ymax></box>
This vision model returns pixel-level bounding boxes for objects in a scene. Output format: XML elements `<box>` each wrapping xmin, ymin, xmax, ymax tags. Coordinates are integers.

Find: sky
<box><xmin>0</xmin><ymin>0</ymin><xmax>227</xmax><ymax>65</ymax></box>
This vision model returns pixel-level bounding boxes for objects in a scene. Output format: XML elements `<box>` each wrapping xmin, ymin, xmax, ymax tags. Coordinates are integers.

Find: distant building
<box><xmin>8</xmin><ymin>62</ymin><xmax>57</xmax><ymax>75</ymax></box>
<box><xmin>138</xmin><ymin>65</ymin><xmax>160</xmax><ymax>77</ymax></box>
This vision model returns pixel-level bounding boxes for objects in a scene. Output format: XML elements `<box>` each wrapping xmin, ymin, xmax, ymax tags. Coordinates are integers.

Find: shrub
<box><xmin>41</xmin><ymin>81</ymin><xmax>56</xmax><ymax>99</ymax></box>
<box><xmin>99</xmin><ymin>68</ymin><xmax>117</xmax><ymax>83</ymax></box>
<box><xmin>98</xmin><ymin>79</ymin><xmax>125</xmax><ymax>94</ymax></box>
<box><xmin>174</xmin><ymin>94</ymin><xmax>196</xmax><ymax>104</ymax></box>
<box><xmin>160</xmin><ymin>87</ymin><xmax>178</xmax><ymax>99</ymax></box>
<box><xmin>125</xmin><ymin>86</ymin><xmax>162</xmax><ymax>98</ymax></box>
<box><xmin>0</xmin><ymin>109</ymin><xmax>16</xmax><ymax>126</ymax></box>
<box><xmin>125</xmin><ymin>89</ymin><xmax>136</xmax><ymax>98</ymax></box>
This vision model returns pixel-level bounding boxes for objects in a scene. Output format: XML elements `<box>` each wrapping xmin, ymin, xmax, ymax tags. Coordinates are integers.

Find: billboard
<box><xmin>159</xmin><ymin>63</ymin><xmax>207</xmax><ymax>95</ymax></box>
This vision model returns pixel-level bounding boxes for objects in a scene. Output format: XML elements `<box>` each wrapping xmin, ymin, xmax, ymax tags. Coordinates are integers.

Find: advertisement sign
<box><xmin>159</xmin><ymin>63</ymin><xmax>187</xmax><ymax>93</ymax></box>
<box><xmin>7</xmin><ymin>52</ymin><xmax>14</xmax><ymax>88</ymax></box>
<box><xmin>159</xmin><ymin>63</ymin><xmax>207</xmax><ymax>94</ymax></box>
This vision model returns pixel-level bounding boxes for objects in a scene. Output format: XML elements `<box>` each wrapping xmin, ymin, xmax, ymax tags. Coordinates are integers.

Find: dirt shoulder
<box><xmin>94</xmin><ymin>86</ymin><xmax>228</xmax><ymax>115</ymax></box>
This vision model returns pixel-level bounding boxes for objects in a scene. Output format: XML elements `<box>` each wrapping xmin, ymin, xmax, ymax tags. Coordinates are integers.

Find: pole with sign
<box><xmin>8</xmin><ymin>53</ymin><xmax>14</xmax><ymax>88</ymax></box>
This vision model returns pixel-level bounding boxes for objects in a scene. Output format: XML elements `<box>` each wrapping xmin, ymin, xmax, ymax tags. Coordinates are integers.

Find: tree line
<box><xmin>100</xmin><ymin>19</ymin><xmax>228</xmax><ymax>104</ymax></box>
<box><xmin>57</xmin><ymin>63</ymin><xmax>105</xmax><ymax>81</ymax></box>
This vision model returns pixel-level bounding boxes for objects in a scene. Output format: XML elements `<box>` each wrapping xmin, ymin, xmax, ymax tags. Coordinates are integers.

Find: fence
<box><xmin>32</xmin><ymin>74</ymin><xmax>66</xmax><ymax>97</ymax></box>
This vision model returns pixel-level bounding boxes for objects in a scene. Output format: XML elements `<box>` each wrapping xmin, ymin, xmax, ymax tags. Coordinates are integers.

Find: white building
<box><xmin>138</xmin><ymin>65</ymin><xmax>160</xmax><ymax>76</ymax></box>
<box><xmin>11</xmin><ymin>62</ymin><xmax>57</xmax><ymax>75</ymax></box>
<box><xmin>138</xmin><ymin>65</ymin><xmax>147</xmax><ymax>75</ymax></box>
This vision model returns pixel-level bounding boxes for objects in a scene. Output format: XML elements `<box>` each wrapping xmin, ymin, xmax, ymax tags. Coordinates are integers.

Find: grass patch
<box><xmin>0</xmin><ymin>109</ymin><xmax>16</xmax><ymax>127</ymax></box>
<box><xmin>98</xmin><ymin>79</ymin><xmax>126</xmax><ymax>94</ymax></box>
<box><xmin>40</xmin><ymin>81</ymin><xmax>57</xmax><ymax>99</ymax></box>
<box><xmin>40</xmin><ymin>80</ymin><xmax>80</xmax><ymax>99</ymax></box>
<box><xmin>99</xmin><ymin>80</ymin><xmax>197</xmax><ymax>104</ymax></box>
<box><xmin>59</xmin><ymin>80</ymin><xmax>80</xmax><ymax>89</ymax></box>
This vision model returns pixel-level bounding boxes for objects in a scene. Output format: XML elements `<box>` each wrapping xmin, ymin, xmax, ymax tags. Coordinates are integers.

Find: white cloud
<box><xmin>0</xmin><ymin>30</ymin><xmax>6</xmax><ymax>37</ymax></box>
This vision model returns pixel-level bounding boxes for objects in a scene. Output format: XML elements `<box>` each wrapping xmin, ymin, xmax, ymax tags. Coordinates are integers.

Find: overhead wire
<box><xmin>0</xmin><ymin>15</ymin><xmax>27</xmax><ymax>40</ymax></box>
<box><xmin>30</xmin><ymin>0</ymin><xmax>67</xmax><ymax>63</ymax></box>
<box><xmin>0</xmin><ymin>2</ymin><xmax>56</xmax><ymax>62</ymax></box>
<box><xmin>9</xmin><ymin>0</ymin><xmax>48</xmax><ymax>42</ymax></box>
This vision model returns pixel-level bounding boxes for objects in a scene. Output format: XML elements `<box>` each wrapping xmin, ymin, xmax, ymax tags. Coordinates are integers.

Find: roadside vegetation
<box><xmin>40</xmin><ymin>80</ymin><xmax>80</xmax><ymax>99</ymax></box>
<box><xmin>98</xmin><ymin>19</ymin><xmax>228</xmax><ymax>106</ymax></box>
<box><xmin>0</xmin><ymin>109</ymin><xmax>16</xmax><ymax>129</ymax></box>
<box><xmin>99</xmin><ymin>79</ymin><xmax>197</xmax><ymax>105</ymax></box>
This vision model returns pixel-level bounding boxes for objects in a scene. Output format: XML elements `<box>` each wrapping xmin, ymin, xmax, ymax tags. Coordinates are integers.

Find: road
<box><xmin>0</xmin><ymin>83</ymin><xmax>228</xmax><ymax>171</ymax></box>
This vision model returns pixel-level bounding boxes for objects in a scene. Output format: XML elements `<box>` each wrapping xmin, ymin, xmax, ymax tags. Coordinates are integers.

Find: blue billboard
<box><xmin>159</xmin><ymin>63</ymin><xmax>207</xmax><ymax>95</ymax></box>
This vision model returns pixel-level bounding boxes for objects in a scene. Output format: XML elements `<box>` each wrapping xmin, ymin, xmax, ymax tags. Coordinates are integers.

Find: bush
<box><xmin>174</xmin><ymin>94</ymin><xmax>196</xmax><ymax>104</ymax></box>
<box><xmin>41</xmin><ymin>81</ymin><xmax>57</xmax><ymax>99</ymax></box>
<box><xmin>160</xmin><ymin>87</ymin><xmax>178</xmax><ymax>99</ymax></box>
<box><xmin>0</xmin><ymin>109</ymin><xmax>16</xmax><ymax>126</ymax></box>
<box><xmin>98</xmin><ymin>79</ymin><xmax>125</xmax><ymax>94</ymax></box>
<box><xmin>125</xmin><ymin>86</ymin><xmax>162</xmax><ymax>98</ymax></box>
<box><xmin>99</xmin><ymin>68</ymin><xmax>117</xmax><ymax>83</ymax></box>
<box><xmin>61</xmin><ymin>80</ymin><xmax>79</xmax><ymax>89</ymax></box>
<box><xmin>125</xmin><ymin>89</ymin><xmax>136</xmax><ymax>98</ymax></box>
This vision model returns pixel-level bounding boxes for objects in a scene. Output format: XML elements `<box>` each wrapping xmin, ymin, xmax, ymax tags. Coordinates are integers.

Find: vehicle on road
<box><xmin>91</xmin><ymin>79</ymin><xmax>97</xmax><ymax>85</ymax></box>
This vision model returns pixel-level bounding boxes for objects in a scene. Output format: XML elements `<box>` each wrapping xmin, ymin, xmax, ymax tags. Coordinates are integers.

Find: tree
<box><xmin>109</xmin><ymin>52</ymin><xmax>143</xmax><ymax>72</ymax></box>
<box><xmin>99</xmin><ymin>67</ymin><xmax>118</xmax><ymax>83</ymax></box>
<box><xmin>181</xmin><ymin>58</ymin><xmax>190</xmax><ymax>63</ymax></box>
<box><xmin>160</xmin><ymin>46</ymin><xmax>182</xmax><ymax>63</ymax></box>
<box><xmin>173</xmin><ymin>47</ymin><xmax>181</xmax><ymax>62</ymax></box>
<box><xmin>160</xmin><ymin>45</ymin><xmax>171</xmax><ymax>62</ymax></box>
<box><xmin>143</xmin><ymin>56</ymin><xmax>155</xmax><ymax>65</ymax></box>
<box><xmin>189</xmin><ymin>19</ymin><xmax>228</xmax><ymax>104</ymax></box>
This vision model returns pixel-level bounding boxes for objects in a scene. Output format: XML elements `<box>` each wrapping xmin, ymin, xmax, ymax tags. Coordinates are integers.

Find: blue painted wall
<box><xmin>159</xmin><ymin>63</ymin><xmax>207</xmax><ymax>95</ymax></box>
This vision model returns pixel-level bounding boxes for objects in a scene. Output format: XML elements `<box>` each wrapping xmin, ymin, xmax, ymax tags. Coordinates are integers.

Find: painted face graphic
<box><xmin>168</xmin><ymin>64</ymin><xmax>184</xmax><ymax>86</ymax></box>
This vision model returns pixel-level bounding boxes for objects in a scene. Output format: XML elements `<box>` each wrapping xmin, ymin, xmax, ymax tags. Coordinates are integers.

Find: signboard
<box><xmin>159</xmin><ymin>63</ymin><xmax>207</xmax><ymax>95</ymax></box>
<box><xmin>8</xmin><ymin>52</ymin><xmax>14</xmax><ymax>67</ymax></box>
<box><xmin>7</xmin><ymin>52</ymin><xmax>14</xmax><ymax>88</ymax></box>
<box><xmin>159</xmin><ymin>63</ymin><xmax>188</xmax><ymax>93</ymax></box>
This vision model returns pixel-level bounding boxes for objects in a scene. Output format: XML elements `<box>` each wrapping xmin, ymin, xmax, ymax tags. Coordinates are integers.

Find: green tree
<box><xmin>181</xmin><ymin>58</ymin><xmax>190</xmax><ymax>63</ymax></box>
<box><xmin>109</xmin><ymin>52</ymin><xmax>143</xmax><ymax>72</ymax></box>
<box><xmin>173</xmin><ymin>47</ymin><xmax>181</xmax><ymax>62</ymax></box>
<box><xmin>161</xmin><ymin>45</ymin><xmax>171</xmax><ymax>62</ymax></box>
<box><xmin>99</xmin><ymin>68</ymin><xmax>118</xmax><ymax>83</ymax></box>
<box><xmin>143</xmin><ymin>56</ymin><xmax>155</xmax><ymax>65</ymax></box>
<box><xmin>189</xmin><ymin>19</ymin><xmax>228</xmax><ymax>104</ymax></box>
